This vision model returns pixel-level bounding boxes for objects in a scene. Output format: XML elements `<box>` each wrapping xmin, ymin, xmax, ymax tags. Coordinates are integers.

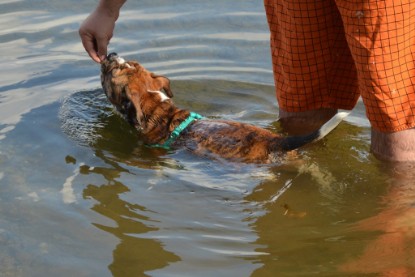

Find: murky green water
<box><xmin>1</xmin><ymin>0</ymin><xmax>415</xmax><ymax>276</ymax></box>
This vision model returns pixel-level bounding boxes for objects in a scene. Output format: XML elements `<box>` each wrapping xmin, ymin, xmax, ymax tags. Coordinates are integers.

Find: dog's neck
<box><xmin>139</xmin><ymin>99</ymin><xmax>191</xmax><ymax>145</ymax></box>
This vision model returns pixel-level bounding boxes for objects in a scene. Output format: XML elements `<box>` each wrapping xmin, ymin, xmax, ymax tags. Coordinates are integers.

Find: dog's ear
<box><xmin>126</xmin><ymin>88</ymin><xmax>146</xmax><ymax>130</ymax></box>
<box><xmin>151</xmin><ymin>73</ymin><xmax>173</xmax><ymax>98</ymax></box>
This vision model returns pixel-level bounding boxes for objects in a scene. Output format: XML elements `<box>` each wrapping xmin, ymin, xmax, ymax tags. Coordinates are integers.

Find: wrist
<box><xmin>96</xmin><ymin>0</ymin><xmax>127</xmax><ymax>20</ymax></box>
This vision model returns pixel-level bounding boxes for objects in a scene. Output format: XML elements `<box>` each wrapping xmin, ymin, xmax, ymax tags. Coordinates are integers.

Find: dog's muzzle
<box><xmin>106</xmin><ymin>52</ymin><xmax>128</xmax><ymax>65</ymax></box>
<box><xmin>107</xmin><ymin>52</ymin><xmax>118</xmax><ymax>60</ymax></box>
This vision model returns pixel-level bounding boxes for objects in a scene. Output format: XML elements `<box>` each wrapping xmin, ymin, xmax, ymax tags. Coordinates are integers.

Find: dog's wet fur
<box><xmin>101</xmin><ymin>53</ymin><xmax>347</xmax><ymax>163</ymax></box>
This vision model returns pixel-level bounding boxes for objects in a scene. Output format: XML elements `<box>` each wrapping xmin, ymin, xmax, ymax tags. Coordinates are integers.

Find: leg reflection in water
<box><xmin>340</xmin><ymin>162</ymin><xmax>415</xmax><ymax>276</ymax></box>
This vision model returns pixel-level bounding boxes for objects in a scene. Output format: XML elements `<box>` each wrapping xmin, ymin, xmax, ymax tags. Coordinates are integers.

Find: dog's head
<box><xmin>101</xmin><ymin>53</ymin><xmax>174</xmax><ymax>131</ymax></box>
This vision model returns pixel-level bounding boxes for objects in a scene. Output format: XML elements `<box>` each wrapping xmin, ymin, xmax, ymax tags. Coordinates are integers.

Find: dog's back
<box><xmin>178</xmin><ymin>112</ymin><xmax>348</xmax><ymax>163</ymax></box>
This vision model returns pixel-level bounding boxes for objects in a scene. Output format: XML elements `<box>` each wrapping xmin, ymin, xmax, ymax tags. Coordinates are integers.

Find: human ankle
<box><xmin>371</xmin><ymin>128</ymin><xmax>415</xmax><ymax>162</ymax></box>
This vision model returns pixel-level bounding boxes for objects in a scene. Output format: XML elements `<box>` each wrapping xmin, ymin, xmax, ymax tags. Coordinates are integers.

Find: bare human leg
<box><xmin>278</xmin><ymin>108</ymin><xmax>338</xmax><ymax>136</ymax></box>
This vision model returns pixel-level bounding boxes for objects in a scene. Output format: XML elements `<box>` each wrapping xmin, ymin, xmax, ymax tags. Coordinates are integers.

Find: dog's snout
<box><xmin>107</xmin><ymin>52</ymin><xmax>118</xmax><ymax>60</ymax></box>
<box><xmin>106</xmin><ymin>52</ymin><xmax>128</xmax><ymax>65</ymax></box>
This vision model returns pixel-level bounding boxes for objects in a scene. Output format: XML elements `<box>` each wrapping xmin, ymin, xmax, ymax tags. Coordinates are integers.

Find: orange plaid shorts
<box><xmin>264</xmin><ymin>0</ymin><xmax>415</xmax><ymax>132</ymax></box>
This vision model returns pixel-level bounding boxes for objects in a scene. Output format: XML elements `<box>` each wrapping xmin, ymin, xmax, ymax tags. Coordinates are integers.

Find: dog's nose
<box><xmin>107</xmin><ymin>52</ymin><xmax>118</xmax><ymax>60</ymax></box>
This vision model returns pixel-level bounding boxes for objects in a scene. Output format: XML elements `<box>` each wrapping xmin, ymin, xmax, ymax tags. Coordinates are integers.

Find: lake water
<box><xmin>1</xmin><ymin>0</ymin><xmax>415</xmax><ymax>276</ymax></box>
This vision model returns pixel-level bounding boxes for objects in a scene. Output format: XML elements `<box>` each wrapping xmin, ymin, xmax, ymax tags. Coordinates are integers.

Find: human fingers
<box><xmin>96</xmin><ymin>37</ymin><xmax>109</xmax><ymax>62</ymax></box>
<box><xmin>80</xmin><ymin>32</ymin><xmax>101</xmax><ymax>63</ymax></box>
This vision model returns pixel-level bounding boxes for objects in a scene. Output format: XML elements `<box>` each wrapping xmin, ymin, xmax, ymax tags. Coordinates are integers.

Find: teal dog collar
<box><xmin>151</xmin><ymin>112</ymin><xmax>204</xmax><ymax>149</ymax></box>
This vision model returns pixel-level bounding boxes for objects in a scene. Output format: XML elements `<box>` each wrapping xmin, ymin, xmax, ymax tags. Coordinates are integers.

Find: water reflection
<box><xmin>340</xmin><ymin>162</ymin><xmax>415</xmax><ymax>275</ymax></box>
<box><xmin>81</xmin><ymin>164</ymin><xmax>181</xmax><ymax>276</ymax></box>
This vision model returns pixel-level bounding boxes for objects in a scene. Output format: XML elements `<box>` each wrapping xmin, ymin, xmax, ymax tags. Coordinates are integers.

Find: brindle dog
<box><xmin>101</xmin><ymin>53</ymin><xmax>347</xmax><ymax>163</ymax></box>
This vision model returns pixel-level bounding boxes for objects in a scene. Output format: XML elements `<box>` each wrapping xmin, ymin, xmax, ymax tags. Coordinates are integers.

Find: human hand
<box><xmin>79</xmin><ymin>7</ymin><xmax>118</xmax><ymax>63</ymax></box>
